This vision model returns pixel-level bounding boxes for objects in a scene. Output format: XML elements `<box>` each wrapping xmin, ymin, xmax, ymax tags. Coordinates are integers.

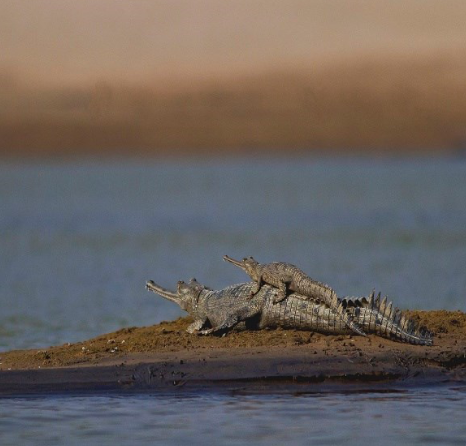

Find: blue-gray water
<box><xmin>1</xmin><ymin>387</ymin><xmax>466</xmax><ymax>446</ymax></box>
<box><xmin>1</xmin><ymin>157</ymin><xmax>466</xmax><ymax>445</ymax></box>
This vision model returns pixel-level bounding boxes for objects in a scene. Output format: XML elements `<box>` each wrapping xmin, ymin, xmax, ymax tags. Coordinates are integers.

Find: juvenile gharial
<box><xmin>223</xmin><ymin>255</ymin><xmax>366</xmax><ymax>337</ymax></box>
<box><xmin>146</xmin><ymin>279</ymin><xmax>433</xmax><ymax>345</ymax></box>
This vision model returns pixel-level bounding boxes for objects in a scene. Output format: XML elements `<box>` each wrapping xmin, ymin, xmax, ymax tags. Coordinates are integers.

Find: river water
<box><xmin>1</xmin><ymin>156</ymin><xmax>466</xmax><ymax>444</ymax></box>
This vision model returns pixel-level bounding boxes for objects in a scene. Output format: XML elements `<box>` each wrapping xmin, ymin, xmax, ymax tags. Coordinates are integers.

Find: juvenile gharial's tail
<box><xmin>311</xmin><ymin>284</ymin><xmax>366</xmax><ymax>337</ymax></box>
<box><xmin>329</xmin><ymin>291</ymin><xmax>367</xmax><ymax>337</ymax></box>
<box><xmin>283</xmin><ymin>274</ymin><xmax>368</xmax><ymax>337</ymax></box>
<box><xmin>341</xmin><ymin>291</ymin><xmax>433</xmax><ymax>346</ymax></box>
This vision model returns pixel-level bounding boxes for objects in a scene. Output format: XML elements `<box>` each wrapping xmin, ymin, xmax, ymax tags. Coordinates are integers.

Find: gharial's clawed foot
<box><xmin>272</xmin><ymin>293</ymin><xmax>287</xmax><ymax>304</ymax></box>
<box><xmin>197</xmin><ymin>328</ymin><xmax>214</xmax><ymax>335</ymax></box>
<box><xmin>250</xmin><ymin>284</ymin><xmax>260</xmax><ymax>295</ymax></box>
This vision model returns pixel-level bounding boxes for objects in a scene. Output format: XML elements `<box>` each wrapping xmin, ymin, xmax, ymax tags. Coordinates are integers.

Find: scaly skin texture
<box><xmin>223</xmin><ymin>255</ymin><xmax>366</xmax><ymax>337</ymax></box>
<box><xmin>146</xmin><ymin>280</ymin><xmax>433</xmax><ymax>345</ymax></box>
<box><xmin>146</xmin><ymin>278</ymin><xmax>265</xmax><ymax>335</ymax></box>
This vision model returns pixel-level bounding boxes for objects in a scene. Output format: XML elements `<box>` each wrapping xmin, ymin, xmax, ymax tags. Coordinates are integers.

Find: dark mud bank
<box><xmin>1</xmin><ymin>311</ymin><xmax>465</xmax><ymax>396</ymax></box>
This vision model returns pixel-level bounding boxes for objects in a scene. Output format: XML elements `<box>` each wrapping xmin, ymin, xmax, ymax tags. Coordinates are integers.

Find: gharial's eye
<box><xmin>177</xmin><ymin>280</ymin><xmax>184</xmax><ymax>285</ymax></box>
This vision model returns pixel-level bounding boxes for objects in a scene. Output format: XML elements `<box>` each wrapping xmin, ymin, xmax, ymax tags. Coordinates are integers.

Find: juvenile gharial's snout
<box><xmin>223</xmin><ymin>255</ymin><xmax>259</xmax><ymax>277</ymax></box>
<box><xmin>146</xmin><ymin>280</ymin><xmax>155</xmax><ymax>290</ymax></box>
<box><xmin>223</xmin><ymin>255</ymin><xmax>245</xmax><ymax>268</ymax></box>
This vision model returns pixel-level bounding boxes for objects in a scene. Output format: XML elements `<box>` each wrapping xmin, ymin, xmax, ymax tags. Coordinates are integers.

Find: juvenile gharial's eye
<box><xmin>243</xmin><ymin>257</ymin><xmax>248</xmax><ymax>261</ymax></box>
<box><xmin>177</xmin><ymin>280</ymin><xmax>184</xmax><ymax>285</ymax></box>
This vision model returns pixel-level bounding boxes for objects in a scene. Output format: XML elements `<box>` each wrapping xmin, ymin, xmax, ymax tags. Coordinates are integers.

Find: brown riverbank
<box><xmin>4</xmin><ymin>1</ymin><xmax>466</xmax><ymax>157</ymax></box>
<box><xmin>2</xmin><ymin>52</ymin><xmax>466</xmax><ymax>158</ymax></box>
<box><xmin>0</xmin><ymin>310</ymin><xmax>465</xmax><ymax>395</ymax></box>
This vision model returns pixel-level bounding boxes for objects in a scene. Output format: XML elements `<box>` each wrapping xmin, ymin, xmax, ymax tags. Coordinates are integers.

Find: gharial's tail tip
<box><xmin>420</xmin><ymin>329</ymin><xmax>434</xmax><ymax>346</ymax></box>
<box><xmin>343</xmin><ymin>315</ymin><xmax>367</xmax><ymax>337</ymax></box>
<box><xmin>352</xmin><ymin>325</ymin><xmax>367</xmax><ymax>337</ymax></box>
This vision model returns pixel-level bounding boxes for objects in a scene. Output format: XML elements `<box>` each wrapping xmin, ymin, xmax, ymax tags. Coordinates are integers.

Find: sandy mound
<box><xmin>1</xmin><ymin>310</ymin><xmax>465</xmax><ymax>371</ymax></box>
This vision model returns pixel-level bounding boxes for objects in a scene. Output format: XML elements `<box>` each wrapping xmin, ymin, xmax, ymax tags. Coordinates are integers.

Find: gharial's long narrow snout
<box><xmin>146</xmin><ymin>280</ymin><xmax>180</xmax><ymax>304</ymax></box>
<box><xmin>223</xmin><ymin>254</ymin><xmax>245</xmax><ymax>268</ymax></box>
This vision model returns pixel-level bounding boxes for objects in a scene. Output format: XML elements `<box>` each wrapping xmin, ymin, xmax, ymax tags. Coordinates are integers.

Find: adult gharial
<box><xmin>146</xmin><ymin>278</ymin><xmax>433</xmax><ymax>345</ymax></box>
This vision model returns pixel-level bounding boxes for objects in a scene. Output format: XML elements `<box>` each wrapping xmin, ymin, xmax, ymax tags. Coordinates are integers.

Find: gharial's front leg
<box><xmin>197</xmin><ymin>315</ymin><xmax>239</xmax><ymax>335</ymax></box>
<box><xmin>186</xmin><ymin>319</ymin><xmax>207</xmax><ymax>334</ymax></box>
<box><xmin>249</xmin><ymin>275</ymin><xmax>263</xmax><ymax>298</ymax></box>
<box><xmin>272</xmin><ymin>280</ymin><xmax>288</xmax><ymax>304</ymax></box>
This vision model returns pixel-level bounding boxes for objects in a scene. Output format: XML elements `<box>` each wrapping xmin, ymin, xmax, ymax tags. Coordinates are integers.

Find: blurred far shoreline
<box><xmin>2</xmin><ymin>1</ymin><xmax>466</xmax><ymax>158</ymax></box>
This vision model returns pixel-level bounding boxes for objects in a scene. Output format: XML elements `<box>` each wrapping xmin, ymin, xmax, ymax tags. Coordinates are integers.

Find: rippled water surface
<box><xmin>1</xmin><ymin>157</ymin><xmax>466</xmax><ymax>444</ymax></box>
<box><xmin>1</xmin><ymin>387</ymin><xmax>466</xmax><ymax>446</ymax></box>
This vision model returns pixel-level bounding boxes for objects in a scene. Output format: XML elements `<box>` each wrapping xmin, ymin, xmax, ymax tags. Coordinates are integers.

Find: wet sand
<box><xmin>0</xmin><ymin>310</ymin><xmax>465</xmax><ymax>395</ymax></box>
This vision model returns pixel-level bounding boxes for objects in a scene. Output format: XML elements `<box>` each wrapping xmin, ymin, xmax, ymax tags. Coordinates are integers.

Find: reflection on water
<box><xmin>0</xmin><ymin>386</ymin><xmax>466</xmax><ymax>446</ymax></box>
<box><xmin>1</xmin><ymin>157</ymin><xmax>466</xmax><ymax>350</ymax></box>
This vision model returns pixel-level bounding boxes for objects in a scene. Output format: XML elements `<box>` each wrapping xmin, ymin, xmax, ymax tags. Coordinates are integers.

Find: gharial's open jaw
<box><xmin>146</xmin><ymin>280</ymin><xmax>179</xmax><ymax>303</ymax></box>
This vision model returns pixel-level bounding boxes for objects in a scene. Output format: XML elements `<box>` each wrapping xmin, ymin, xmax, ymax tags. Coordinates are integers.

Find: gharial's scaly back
<box><xmin>223</xmin><ymin>254</ymin><xmax>367</xmax><ymax>337</ymax></box>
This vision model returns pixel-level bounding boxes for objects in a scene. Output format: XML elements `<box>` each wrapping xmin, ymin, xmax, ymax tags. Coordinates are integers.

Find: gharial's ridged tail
<box><xmin>341</xmin><ymin>290</ymin><xmax>433</xmax><ymax>346</ymax></box>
